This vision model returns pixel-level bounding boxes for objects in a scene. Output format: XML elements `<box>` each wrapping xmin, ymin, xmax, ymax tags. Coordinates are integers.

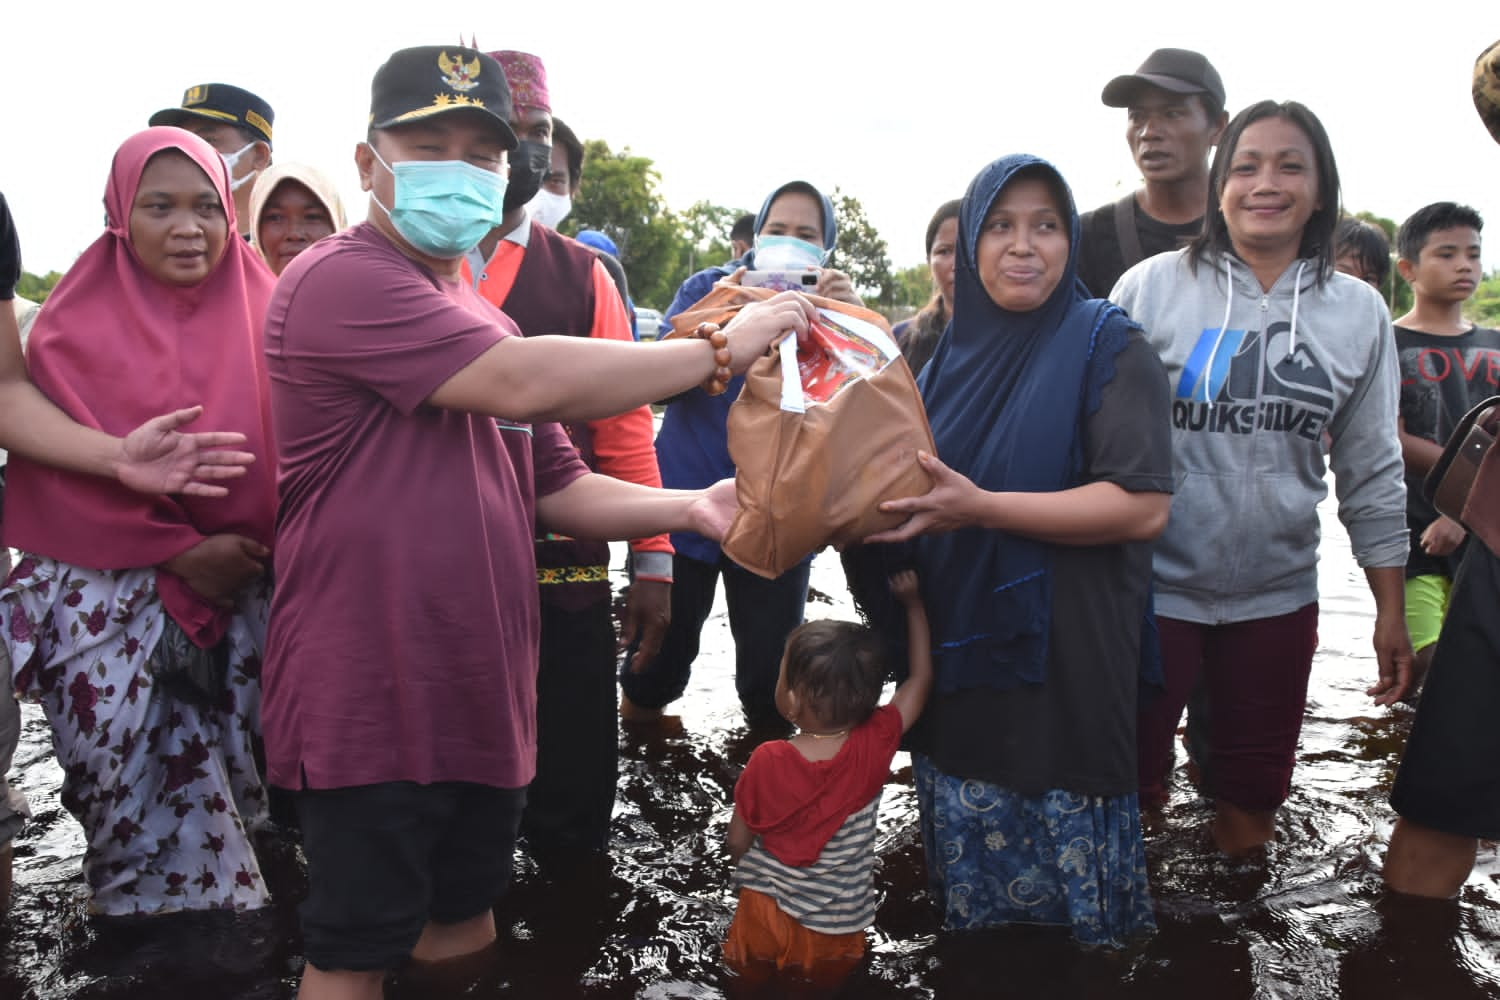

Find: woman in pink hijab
<box><xmin>1</xmin><ymin>128</ymin><xmax>278</xmax><ymax>915</ymax></box>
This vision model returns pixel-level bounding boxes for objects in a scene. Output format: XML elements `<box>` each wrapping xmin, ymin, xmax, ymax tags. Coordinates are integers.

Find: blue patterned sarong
<box><xmin>913</xmin><ymin>754</ymin><xmax>1155</xmax><ymax>948</ymax></box>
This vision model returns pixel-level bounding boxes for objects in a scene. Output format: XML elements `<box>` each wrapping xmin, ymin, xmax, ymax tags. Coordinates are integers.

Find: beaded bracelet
<box><xmin>695</xmin><ymin>322</ymin><xmax>734</xmax><ymax>396</ymax></box>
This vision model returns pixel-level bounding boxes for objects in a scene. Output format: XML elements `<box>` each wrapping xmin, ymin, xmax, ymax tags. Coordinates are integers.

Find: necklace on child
<box><xmin>802</xmin><ymin>728</ymin><xmax>849</xmax><ymax>740</ymax></box>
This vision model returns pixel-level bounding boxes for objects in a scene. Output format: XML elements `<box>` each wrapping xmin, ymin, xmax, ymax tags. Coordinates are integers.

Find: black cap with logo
<box><xmin>1101</xmin><ymin>48</ymin><xmax>1226</xmax><ymax>111</ymax></box>
<box><xmin>368</xmin><ymin>46</ymin><xmax>518</xmax><ymax>150</ymax></box>
<box><xmin>149</xmin><ymin>84</ymin><xmax>275</xmax><ymax>147</ymax></box>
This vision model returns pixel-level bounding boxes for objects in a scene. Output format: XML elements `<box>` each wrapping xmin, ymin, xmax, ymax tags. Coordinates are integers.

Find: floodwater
<box><xmin>3</xmin><ymin>501</ymin><xmax>1499</xmax><ymax>999</ymax></box>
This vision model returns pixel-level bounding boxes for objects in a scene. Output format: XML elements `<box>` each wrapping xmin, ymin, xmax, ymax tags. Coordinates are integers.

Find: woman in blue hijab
<box><xmin>868</xmin><ymin>155</ymin><xmax>1172</xmax><ymax>947</ymax></box>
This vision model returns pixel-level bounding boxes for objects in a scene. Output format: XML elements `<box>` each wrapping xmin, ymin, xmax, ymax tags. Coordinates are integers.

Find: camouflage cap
<box><xmin>1475</xmin><ymin>38</ymin><xmax>1500</xmax><ymax>145</ymax></box>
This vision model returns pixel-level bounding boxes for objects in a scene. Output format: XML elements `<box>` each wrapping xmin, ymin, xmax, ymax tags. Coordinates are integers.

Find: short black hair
<box><xmin>783</xmin><ymin>620</ymin><xmax>887</xmax><ymax>731</ymax></box>
<box><xmin>1190</xmin><ymin>100</ymin><xmax>1341</xmax><ymax>285</ymax></box>
<box><xmin>1194</xmin><ymin>91</ymin><xmax>1226</xmax><ymax>126</ymax></box>
<box><xmin>731</xmin><ymin>212</ymin><xmax>756</xmax><ymax>244</ymax></box>
<box><xmin>1334</xmin><ymin>218</ymin><xmax>1391</xmax><ymax>287</ymax></box>
<box><xmin>1396</xmin><ymin>202</ymin><xmax>1484</xmax><ymax>264</ymax></box>
<box><xmin>551</xmin><ymin>117</ymin><xmax>584</xmax><ymax>190</ymax></box>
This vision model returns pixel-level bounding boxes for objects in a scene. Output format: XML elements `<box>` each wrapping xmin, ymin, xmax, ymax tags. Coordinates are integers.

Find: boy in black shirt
<box><xmin>1391</xmin><ymin>202</ymin><xmax>1495</xmax><ymax>690</ymax></box>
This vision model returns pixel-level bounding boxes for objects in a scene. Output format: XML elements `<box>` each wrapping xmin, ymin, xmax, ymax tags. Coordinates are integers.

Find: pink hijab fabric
<box><xmin>3</xmin><ymin>127</ymin><xmax>277</xmax><ymax>645</ymax></box>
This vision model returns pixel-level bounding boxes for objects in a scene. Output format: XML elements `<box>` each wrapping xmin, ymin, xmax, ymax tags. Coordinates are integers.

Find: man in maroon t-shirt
<box><xmin>261</xmin><ymin>45</ymin><xmax>814</xmax><ymax>1000</ymax></box>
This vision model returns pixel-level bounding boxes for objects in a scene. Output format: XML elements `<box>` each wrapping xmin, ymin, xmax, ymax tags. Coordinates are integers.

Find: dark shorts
<box><xmin>295</xmin><ymin>781</ymin><xmax>526</xmax><ymax>972</ymax></box>
<box><xmin>1390</xmin><ymin>542</ymin><xmax>1500</xmax><ymax>840</ymax></box>
<box><xmin>1138</xmin><ymin>604</ymin><xmax>1319</xmax><ymax>812</ymax></box>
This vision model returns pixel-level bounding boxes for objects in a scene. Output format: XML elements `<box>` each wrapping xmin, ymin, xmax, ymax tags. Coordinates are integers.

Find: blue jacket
<box><xmin>655</xmin><ymin>261</ymin><xmax>742</xmax><ymax>563</ymax></box>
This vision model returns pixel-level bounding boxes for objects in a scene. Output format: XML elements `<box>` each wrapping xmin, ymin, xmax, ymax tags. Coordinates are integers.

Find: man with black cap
<box><xmin>464</xmin><ymin>49</ymin><xmax>671</xmax><ymax>862</ymax></box>
<box><xmin>1076</xmin><ymin>48</ymin><xmax>1228</xmax><ymax>297</ymax></box>
<box><xmin>258</xmin><ymin>44</ymin><xmax>812</xmax><ymax>999</ymax></box>
<box><xmin>149</xmin><ymin>83</ymin><xmax>274</xmax><ymax>239</ymax></box>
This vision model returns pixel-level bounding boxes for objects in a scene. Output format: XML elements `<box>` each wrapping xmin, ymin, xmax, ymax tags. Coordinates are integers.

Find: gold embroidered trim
<box><xmin>536</xmin><ymin>565</ymin><xmax>609</xmax><ymax>585</ymax></box>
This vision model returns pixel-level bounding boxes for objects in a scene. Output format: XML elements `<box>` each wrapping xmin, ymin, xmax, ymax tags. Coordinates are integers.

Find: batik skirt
<box><xmin>3</xmin><ymin>555</ymin><xmax>271</xmax><ymax>915</ymax></box>
<box><xmin>913</xmin><ymin>753</ymin><xmax>1155</xmax><ymax>948</ymax></box>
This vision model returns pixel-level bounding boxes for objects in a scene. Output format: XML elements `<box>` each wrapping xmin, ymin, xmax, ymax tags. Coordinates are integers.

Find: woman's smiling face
<box><xmin>975</xmin><ymin>176</ymin><xmax>1069</xmax><ymax>313</ymax></box>
<box><xmin>1218</xmin><ymin>115</ymin><xmax>1321</xmax><ymax>260</ymax></box>
<box><xmin>257</xmin><ymin>179</ymin><xmax>336</xmax><ymax>276</ymax></box>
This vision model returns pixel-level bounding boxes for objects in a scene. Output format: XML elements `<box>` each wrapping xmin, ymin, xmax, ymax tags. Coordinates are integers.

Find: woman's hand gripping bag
<box><xmin>720</xmin><ymin>301</ymin><xmax>935</xmax><ymax>578</ymax></box>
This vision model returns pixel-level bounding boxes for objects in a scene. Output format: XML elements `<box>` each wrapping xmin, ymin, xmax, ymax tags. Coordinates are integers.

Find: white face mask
<box><xmin>219</xmin><ymin>141</ymin><xmax>260</xmax><ymax>192</ymax></box>
<box><xmin>527</xmin><ymin>188</ymin><xmax>572</xmax><ymax>229</ymax></box>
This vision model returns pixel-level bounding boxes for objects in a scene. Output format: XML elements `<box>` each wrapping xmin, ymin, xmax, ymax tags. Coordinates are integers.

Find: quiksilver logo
<box><xmin>1172</xmin><ymin>322</ymin><xmax>1333</xmax><ymax>439</ymax></box>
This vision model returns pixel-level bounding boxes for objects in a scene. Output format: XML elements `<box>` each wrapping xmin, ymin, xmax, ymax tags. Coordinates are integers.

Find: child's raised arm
<box><xmin>886</xmin><ymin>569</ymin><xmax>932</xmax><ymax>733</ymax></box>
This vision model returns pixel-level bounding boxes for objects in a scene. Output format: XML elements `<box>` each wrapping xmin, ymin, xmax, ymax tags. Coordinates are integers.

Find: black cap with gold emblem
<box><xmin>149</xmin><ymin>84</ymin><xmax>275</xmax><ymax>147</ymax></box>
<box><xmin>368</xmin><ymin>45</ymin><xmax>518</xmax><ymax>150</ymax></box>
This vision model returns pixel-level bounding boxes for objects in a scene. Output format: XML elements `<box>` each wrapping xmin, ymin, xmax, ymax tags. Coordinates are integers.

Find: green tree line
<box><xmin>1472</xmin><ymin>275</ymin><xmax>1500</xmax><ymax>326</ymax></box>
<box><xmin>556</xmin><ymin>140</ymin><xmax>899</xmax><ymax>312</ymax></box>
<box><xmin>17</xmin><ymin>144</ymin><xmax>1499</xmax><ymax>327</ymax></box>
<box><xmin>15</xmin><ymin>270</ymin><xmax>63</xmax><ymax>303</ymax></box>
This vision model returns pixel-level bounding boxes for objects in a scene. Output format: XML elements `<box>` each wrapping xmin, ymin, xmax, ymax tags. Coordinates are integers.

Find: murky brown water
<box><xmin>4</xmin><ymin>501</ymin><xmax>1499</xmax><ymax>999</ymax></box>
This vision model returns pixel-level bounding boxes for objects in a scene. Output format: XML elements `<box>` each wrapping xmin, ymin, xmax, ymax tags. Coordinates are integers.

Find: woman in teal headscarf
<box><xmin>868</xmin><ymin>154</ymin><xmax>1171</xmax><ymax>947</ymax></box>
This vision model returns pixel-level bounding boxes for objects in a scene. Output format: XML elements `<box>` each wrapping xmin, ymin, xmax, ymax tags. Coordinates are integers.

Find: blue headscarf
<box><xmin>743</xmin><ymin>180</ymin><xmax>838</xmax><ymax>267</ymax></box>
<box><xmin>914</xmin><ymin>154</ymin><xmax>1142</xmax><ymax>693</ymax></box>
<box><xmin>574</xmin><ymin>228</ymin><xmax>620</xmax><ymax>256</ymax></box>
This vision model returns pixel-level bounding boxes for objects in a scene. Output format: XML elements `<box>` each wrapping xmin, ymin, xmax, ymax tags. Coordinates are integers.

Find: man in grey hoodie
<box><xmin>1113</xmin><ymin>100</ymin><xmax>1411</xmax><ymax>856</ymax></box>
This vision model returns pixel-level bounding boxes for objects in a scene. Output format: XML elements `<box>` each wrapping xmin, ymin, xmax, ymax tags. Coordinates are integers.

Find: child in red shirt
<box><xmin>724</xmin><ymin>570</ymin><xmax>932</xmax><ymax>984</ymax></box>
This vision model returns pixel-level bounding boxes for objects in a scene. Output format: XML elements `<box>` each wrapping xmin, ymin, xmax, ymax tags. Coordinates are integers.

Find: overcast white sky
<box><xmin>4</xmin><ymin>3</ymin><xmax>1497</xmax><ymax>296</ymax></box>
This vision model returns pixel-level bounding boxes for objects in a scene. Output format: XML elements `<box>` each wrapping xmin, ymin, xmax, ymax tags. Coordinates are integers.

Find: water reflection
<box><xmin>5</xmin><ymin>502</ymin><xmax>1499</xmax><ymax>998</ymax></box>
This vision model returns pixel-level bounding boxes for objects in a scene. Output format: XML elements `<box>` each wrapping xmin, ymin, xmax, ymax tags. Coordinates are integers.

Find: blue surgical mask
<box><xmin>753</xmin><ymin>234</ymin><xmax>828</xmax><ymax>271</ymax></box>
<box><xmin>369</xmin><ymin>147</ymin><xmax>508</xmax><ymax>258</ymax></box>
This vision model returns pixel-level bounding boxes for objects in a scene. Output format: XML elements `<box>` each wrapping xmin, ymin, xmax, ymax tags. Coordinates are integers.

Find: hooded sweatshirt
<box><xmin>1112</xmin><ymin>249</ymin><xmax>1407</xmax><ymax>625</ymax></box>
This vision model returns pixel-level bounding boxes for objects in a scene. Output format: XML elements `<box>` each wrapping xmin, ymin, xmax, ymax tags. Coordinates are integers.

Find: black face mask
<box><xmin>504</xmin><ymin>140</ymin><xmax>551</xmax><ymax>214</ymax></box>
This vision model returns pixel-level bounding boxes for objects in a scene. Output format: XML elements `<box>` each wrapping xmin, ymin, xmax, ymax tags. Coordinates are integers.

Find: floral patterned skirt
<box><xmin>3</xmin><ymin>555</ymin><xmax>271</xmax><ymax>916</ymax></box>
<box><xmin>913</xmin><ymin>753</ymin><xmax>1155</xmax><ymax>949</ymax></box>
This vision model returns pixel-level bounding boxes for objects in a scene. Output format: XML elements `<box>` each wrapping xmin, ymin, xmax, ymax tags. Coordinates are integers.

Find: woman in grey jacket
<box><xmin>1112</xmin><ymin>100</ymin><xmax>1412</xmax><ymax>856</ymax></box>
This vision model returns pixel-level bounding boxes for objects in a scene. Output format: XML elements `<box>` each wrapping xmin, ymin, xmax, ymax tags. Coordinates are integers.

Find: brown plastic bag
<box><xmin>668</xmin><ymin>284</ymin><xmax>935</xmax><ymax>579</ymax></box>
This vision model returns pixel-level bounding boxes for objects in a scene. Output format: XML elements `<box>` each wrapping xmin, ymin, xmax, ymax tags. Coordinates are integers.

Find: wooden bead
<box><xmin>696</xmin><ymin>322</ymin><xmax>733</xmax><ymax>395</ymax></box>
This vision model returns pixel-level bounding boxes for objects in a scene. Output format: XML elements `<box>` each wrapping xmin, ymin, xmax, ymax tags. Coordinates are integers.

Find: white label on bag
<box><xmin>779</xmin><ymin>335</ymin><xmax>806</xmax><ymax>414</ymax></box>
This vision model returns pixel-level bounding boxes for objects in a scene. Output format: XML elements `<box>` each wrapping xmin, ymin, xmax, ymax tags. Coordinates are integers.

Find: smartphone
<box><xmin>741</xmin><ymin>269</ymin><xmax>820</xmax><ymax>293</ymax></box>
